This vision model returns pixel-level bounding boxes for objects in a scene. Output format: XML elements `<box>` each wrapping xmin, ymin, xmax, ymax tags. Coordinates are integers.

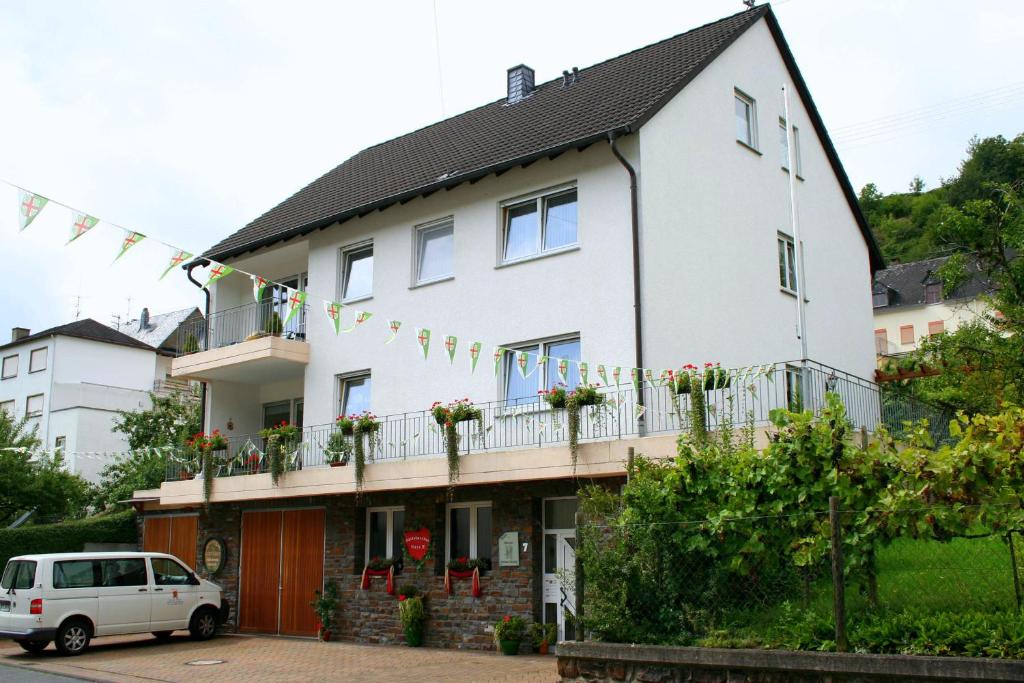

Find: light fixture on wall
<box><xmin>226</xmin><ymin>418</ymin><xmax>234</xmax><ymax>431</ymax></box>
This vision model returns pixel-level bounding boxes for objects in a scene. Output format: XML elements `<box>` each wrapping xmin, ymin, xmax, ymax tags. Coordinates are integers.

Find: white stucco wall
<box><xmin>0</xmin><ymin>337</ymin><xmax>55</xmax><ymax>445</ymax></box>
<box><xmin>637</xmin><ymin>19</ymin><xmax>875</xmax><ymax>380</ymax></box>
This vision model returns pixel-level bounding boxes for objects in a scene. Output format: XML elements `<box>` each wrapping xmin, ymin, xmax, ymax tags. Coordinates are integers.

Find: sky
<box><xmin>0</xmin><ymin>0</ymin><xmax>1021</xmax><ymax>336</ymax></box>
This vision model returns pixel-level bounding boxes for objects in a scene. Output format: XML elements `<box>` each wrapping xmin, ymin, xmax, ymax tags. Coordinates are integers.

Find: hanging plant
<box><xmin>339</xmin><ymin>412</ymin><xmax>380</xmax><ymax>491</ymax></box>
<box><xmin>563</xmin><ymin>385</ymin><xmax>604</xmax><ymax>472</ymax></box>
<box><xmin>259</xmin><ymin>421</ymin><xmax>300</xmax><ymax>486</ymax></box>
<box><xmin>186</xmin><ymin>430</ymin><xmax>228</xmax><ymax>509</ymax></box>
<box><xmin>431</xmin><ymin>399</ymin><xmax>483</xmax><ymax>492</ymax></box>
<box><xmin>326</xmin><ymin>429</ymin><xmax>352</xmax><ymax>467</ymax></box>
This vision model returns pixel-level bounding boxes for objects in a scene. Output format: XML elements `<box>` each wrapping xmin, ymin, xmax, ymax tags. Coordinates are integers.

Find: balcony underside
<box><xmin>170</xmin><ymin>335</ymin><xmax>308</xmax><ymax>383</ymax></box>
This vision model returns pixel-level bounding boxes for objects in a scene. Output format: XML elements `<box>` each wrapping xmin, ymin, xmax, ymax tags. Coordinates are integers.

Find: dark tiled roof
<box><xmin>873</xmin><ymin>255</ymin><xmax>994</xmax><ymax>309</ymax></box>
<box><xmin>0</xmin><ymin>318</ymin><xmax>156</xmax><ymax>353</ymax></box>
<box><xmin>204</xmin><ymin>5</ymin><xmax>882</xmax><ymax>269</ymax></box>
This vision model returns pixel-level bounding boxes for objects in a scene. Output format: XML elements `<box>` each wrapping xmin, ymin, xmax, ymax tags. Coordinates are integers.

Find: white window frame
<box><xmin>499</xmin><ymin>183</ymin><xmax>578</xmax><ymax>265</ymax></box>
<box><xmin>501</xmin><ymin>334</ymin><xmax>581</xmax><ymax>404</ymax></box>
<box><xmin>445</xmin><ymin>501</ymin><xmax>492</xmax><ymax>561</ymax></box>
<box><xmin>365</xmin><ymin>505</ymin><xmax>405</xmax><ymax>563</ymax></box>
<box><xmin>779</xmin><ymin>118</ymin><xmax>789</xmax><ymax>170</ymax></box>
<box><xmin>337</xmin><ymin>371</ymin><xmax>371</xmax><ymax>417</ymax></box>
<box><xmin>261</xmin><ymin>397</ymin><xmax>303</xmax><ymax>428</ymax></box>
<box><xmin>29</xmin><ymin>347</ymin><xmax>47</xmax><ymax>373</ymax></box>
<box><xmin>413</xmin><ymin>217</ymin><xmax>455</xmax><ymax>286</ymax></box>
<box><xmin>785</xmin><ymin>365</ymin><xmax>803</xmax><ymax>412</ymax></box>
<box><xmin>1</xmin><ymin>354</ymin><xmax>18</xmax><ymax>379</ymax></box>
<box><xmin>339</xmin><ymin>242</ymin><xmax>374</xmax><ymax>303</ymax></box>
<box><xmin>792</xmin><ymin>126</ymin><xmax>803</xmax><ymax>177</ymax></box>
<box><xmin>777</xmin><ymin>233</ymin><xmax>798</xmax><ymax>294</ymax></box>
<box><xmin>26</xmin><ymin>393</ymin><xmax>43</xmax><ymax>418</ymax></box>
<box><xmin>0</xmin><ymin>400</ymin><xmax>14</xmax><ymax>417</ymax></box>
<box><xmin>55</xmin><ymin>435</ymin><xmax>66</xmax><ymax>451</ymax></box>
<box><xmin>734</xmin><ymin>89</ymin><xmax>757</xmax><ymax>150</ymax></box>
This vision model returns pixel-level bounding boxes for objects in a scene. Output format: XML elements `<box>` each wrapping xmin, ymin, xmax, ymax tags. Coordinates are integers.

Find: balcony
<box><xmin>170</xmin><ymin>300</ymin><xmax>309</xmax><ymax>383</ymax></box>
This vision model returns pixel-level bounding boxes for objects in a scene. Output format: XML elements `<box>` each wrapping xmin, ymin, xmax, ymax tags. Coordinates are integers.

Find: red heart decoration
<box><xmin>404</xmin><ymin>528</ymin><xmax>431</xmax><ymax>561</ymax></box>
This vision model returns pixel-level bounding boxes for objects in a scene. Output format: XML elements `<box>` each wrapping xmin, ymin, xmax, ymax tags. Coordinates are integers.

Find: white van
<box><xmin>0</xmin><ymin>552</ymin><xmax>227</xmax><ymax>656</ymax></box>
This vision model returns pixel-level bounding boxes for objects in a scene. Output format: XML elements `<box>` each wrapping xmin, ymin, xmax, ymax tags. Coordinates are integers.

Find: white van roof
<box><xmin>6</xmin><ymin>552</ymin><xmax>176</xmax><ymax>562</ymax></box>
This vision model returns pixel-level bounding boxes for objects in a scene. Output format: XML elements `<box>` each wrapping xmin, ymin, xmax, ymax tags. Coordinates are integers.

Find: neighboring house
<box><xmin>114</xmin><ymin>306</ymin><xmax>203</xmax><ymax>396</ymax></box>
<box><xmin>872</xmin><ymin>256</ymin><xmax>994</xmax><ymax>356</ymax></box>
<box><xmin>0</xmin><ymin>320</ymin><xmax>158</xmax><ymax>483</ymax></box>
<box><xmin>134</xmin><ymin>6</ymin><xmax>885</xmax><ymax>647</ymax></box>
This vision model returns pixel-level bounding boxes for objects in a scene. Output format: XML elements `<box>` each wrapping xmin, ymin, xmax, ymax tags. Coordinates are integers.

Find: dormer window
<box><xmin>925</xmin><ymin>282</ymin><xmax>942</xmax><ymax>304</ymax></box>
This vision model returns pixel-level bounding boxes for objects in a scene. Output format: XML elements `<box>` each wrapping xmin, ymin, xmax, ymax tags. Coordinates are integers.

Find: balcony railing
<box><xmin>163</xmin><ymin>360</ymin><xmax>954</xmax><ymax>482</ymax></box>
<box><xmin>176</xmin><ymin>299</ymin><xmax>308</xmax><ymax>356</ymax></box>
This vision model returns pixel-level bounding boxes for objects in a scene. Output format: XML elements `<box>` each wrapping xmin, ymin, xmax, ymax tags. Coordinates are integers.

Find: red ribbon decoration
<box><xmin>444</xmin><ymin>566</ymin><xmax>481</xmax><ymax>598</ymax></box>
<box><xmin>360</xmin><ymin>565</ymin><xmax>394</xmax><ymax>595</ymax></box>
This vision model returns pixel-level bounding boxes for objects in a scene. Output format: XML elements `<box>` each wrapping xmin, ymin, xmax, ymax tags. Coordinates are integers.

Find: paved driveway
<box><xmin>0</xmin><ymin>634</ymin><xmax>557</xmax><ymax>683</ymax></box>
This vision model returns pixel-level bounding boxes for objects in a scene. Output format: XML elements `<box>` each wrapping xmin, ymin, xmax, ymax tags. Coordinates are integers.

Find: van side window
<box><xmin>53</xmin><ymin>560</ymin><xmax>99</xmax><ymax>589</ymax></box>
<box><xmin>151</xmin><ymin>558</ymin><xmax>191</xmax><ymax>586</ymax></box>
<box><xmin>101</xmin><ymin>559</ymin><xmax>147</xmax><ymax>587</ymax></box>
<box><xmin>1</xmin><ymin>560</ymin><xmax>37</xmax><ymax>589</ymax></box>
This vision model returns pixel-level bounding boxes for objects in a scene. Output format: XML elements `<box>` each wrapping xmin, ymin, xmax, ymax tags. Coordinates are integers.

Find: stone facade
<box><xmin>161</xmin><ymin>477</ymin><xmax>608</xmax><ymax>650</ymax></box>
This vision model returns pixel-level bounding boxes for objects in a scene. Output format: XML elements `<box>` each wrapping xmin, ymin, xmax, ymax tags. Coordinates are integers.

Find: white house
<box><xmin>138</xmin><ymin>6</ymin><xmax>888</xmax><ymax>646</ymax></box>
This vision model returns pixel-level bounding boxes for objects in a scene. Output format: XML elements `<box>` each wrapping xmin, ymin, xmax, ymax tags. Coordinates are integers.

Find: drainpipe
<box><xmin>608</xmin><ymin>131</ymin><xmax>645</xmax><ymax>432</ymax></box>
<box><xmin>185</xmin><ymin>259</ymin><xmax>211</xmax><ymax>432</ymax></box>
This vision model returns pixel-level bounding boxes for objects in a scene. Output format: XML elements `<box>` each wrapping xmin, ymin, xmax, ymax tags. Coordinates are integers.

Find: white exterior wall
<box><xmin>0</xmin><ymin>337</ymin><xmax>55</xmax><ymax>445</ymax></box>
<box><xmin>874</xmin><ymin>297</ymin><xmax>989</xmax><ymax>355</ymax></box>
<box><xmin>637</xmin><ymin>20</ymin><xmax>875</xmax><ymax>380</ymax></box>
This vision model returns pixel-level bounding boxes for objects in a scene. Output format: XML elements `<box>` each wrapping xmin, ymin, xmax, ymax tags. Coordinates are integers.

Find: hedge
<box><xmin>0</xmin><ymin>510</ymin><xmax>138</xmax><ymax>568</ymax></box>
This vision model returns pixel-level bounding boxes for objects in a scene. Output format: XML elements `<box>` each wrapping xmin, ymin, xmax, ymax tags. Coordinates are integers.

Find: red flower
<box><xmin>503</xmin><ymin>615</ymin><xmax>511</xmax><ymax>623</ymax></box>
<box><xmin>398</xmin><ymin>595</ymin><xmax>406</xmax><ymax>602</ymax></box>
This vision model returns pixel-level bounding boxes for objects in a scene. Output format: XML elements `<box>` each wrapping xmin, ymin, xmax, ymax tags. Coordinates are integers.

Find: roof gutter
<box><xmin>184</xmin><ymin>259</ymin><xmax>211</xmax><ymax>433</ymax></box>
<box><xmin>608</xmin><ymin>129</ymin><xmax>645</xmax><ymax>425</ymax></box>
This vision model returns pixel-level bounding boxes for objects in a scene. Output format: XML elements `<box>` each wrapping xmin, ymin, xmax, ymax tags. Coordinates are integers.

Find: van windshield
<box><xmin>1</xmin><ymin>560</ymin><xmax>37</xmax><ymax>590</ymax></box>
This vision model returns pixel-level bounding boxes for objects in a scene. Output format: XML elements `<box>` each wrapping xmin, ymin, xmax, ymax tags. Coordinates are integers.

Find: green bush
<box><xmin>0</xmin><ymin>510</ymin><xmax>137</xmax><ymax>567</ymax></box>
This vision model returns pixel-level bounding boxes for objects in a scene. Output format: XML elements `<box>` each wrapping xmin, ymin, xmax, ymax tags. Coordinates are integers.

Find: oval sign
<box><xmin>203</xmin><ymin>537</ymin><xmax>226</xmax><ymax>575</ymax></box>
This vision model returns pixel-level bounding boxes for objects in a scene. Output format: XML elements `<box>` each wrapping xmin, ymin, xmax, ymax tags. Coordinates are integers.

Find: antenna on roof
<box><xmin>743</xmin><ymin>0</ymin><xmax>756</xmax><ymax>8</ymax></box>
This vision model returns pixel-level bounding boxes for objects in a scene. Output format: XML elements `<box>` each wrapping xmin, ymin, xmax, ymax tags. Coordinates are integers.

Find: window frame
<box><xmin>55</xmin><ymin>435</ymin><xmax>66</xmax><ymax>451</ymax></box>
<box><xmin>413</xmin><ymin>217</ymin><xmax>455</xmax><ymax>286</ymax></box>
<box><xmin>445</xmin><ymin>501</ymin><xmax>492</xmax><ymax>562</ymax></box>
<box><xmin>501</xmin><ymin>334</ymin><xmax>581</xmax><ymax>405</ymax></box>
<box><xmin>28</xmin><ymin>347</ymin><xmax>47</xmax><ymax>373</ymax></box>
<box><xmin>928</xmin><ymin>320</ymin><xmax>945</xmax><ymax>337</ymax></box>
<box><xmin>0</xmin><ymin>400</ymin><xmax>14</xmax><ymax>417</ymax></box>
<box><xmin>792</xmin><ymin>126</ymin><xmax>803</xmax><ymax>178</ymax></box>
<box><xmin>872</xmin><ymin>290</ymin><xmax>889</xmax><ymax>308</ymax></box>
<box><xmin>337</xmin><ymin>371</ymin><xmax>372</xmax><ymax>418</ymax></box>
<box><xmin>777</xmin><ymin>233</ymin><xmax>798</xmax><ymax>294</ymax></box>
<box><xmin>899</xmin><ymin>324</ymin><xmax>915</xmax><ymax>345</ymax></box>
<box><xmin>924</xmin><ymin>282</ymin><xmax>942</xmax><ymax>305</ymax></box>
<box><xmin>1</xmin><ymin>354</ymin><xmax>18</xmax><ymax>379</ymax></box>
<box><xmin>340</xmin><ymin>242</ymin><xmax>374</xmax><ymax>303</ymax></box>
<box><xmin>874</xmin><ymin>328</ymin><xmax>888</xmax><ymax>355</ymax></box>
<box><xmin>499</xmin><ymin>183</ymin><xmax>579</xmax><ymax>266</ymax></box>
<box><xmin>365</xmin><ymin>505</ymin><xmax>405</xmax><ymax>563</ymax></box>
<box><xmin>26</xmin><ymin>393</ymin><xmax>43</xmax><ymax>418</ymax></box>
<box><xmin>784</xmin><ymin>365</ymin><xmax>803</xmax><ymax>412</ymax></box>
<box><xmin>734</xmin><ymin>89</ymin><xmax>758</xmax><ymax>151</ymax></box>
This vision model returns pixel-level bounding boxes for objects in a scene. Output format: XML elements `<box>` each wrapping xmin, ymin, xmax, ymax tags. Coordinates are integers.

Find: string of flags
<box><xmin>5</xmin><ymin>177</ymin><xmax>777</xmax><ymax>390</ymax></box>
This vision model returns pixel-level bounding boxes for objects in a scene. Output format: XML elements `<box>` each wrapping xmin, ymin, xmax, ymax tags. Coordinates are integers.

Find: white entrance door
<box><xmin>542</xmin><ymin>497</ymin><xmax>578</xmax><ymax>643</ymax></box>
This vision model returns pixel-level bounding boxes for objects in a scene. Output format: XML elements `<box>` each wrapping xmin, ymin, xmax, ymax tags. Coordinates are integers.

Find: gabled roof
<box><xmin>114</xmin><ymin>307</ymin><xmax>202</xmax><ymax>352</ymax></box>
<box><xmin>203</xmin><ymin>5</ymin><xmax>882</xmax><ymax>270</ymax></box>
<box><xmin>873</xmin><ymin>255</ymin><xmax>994</xmax><ymax>309</ymax></box>
<box><xmin>0</xmin><ymin>318</ymin><xmax>155</xmax><ymax>353</ymax></box>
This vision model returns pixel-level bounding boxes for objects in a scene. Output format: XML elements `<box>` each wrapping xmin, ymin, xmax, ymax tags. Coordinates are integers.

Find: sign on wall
<box><xmin>498</xmin><ymin>531</ymin><xmax>519</xmax><ymax>567</ymax></box>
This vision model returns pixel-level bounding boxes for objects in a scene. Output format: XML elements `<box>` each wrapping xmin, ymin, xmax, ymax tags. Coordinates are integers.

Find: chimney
<box><xmin>506</xmin><ymin>64</ymin><xmax>535</xmax><ymax>104</ymax></box>
<box><xmin>11</xmin><ymin>327</ymin><xmax>30</xmax><ymax>342</ymax></box>
<box><xmin>138</xmin><ymin>308</ymin><xmax>150</xmax><ymax>331</ymax></box>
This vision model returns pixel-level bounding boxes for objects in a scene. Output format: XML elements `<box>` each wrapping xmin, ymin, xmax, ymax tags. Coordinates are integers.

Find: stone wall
<box><xmin>557</xmin><ymin>642</ymin><xmax>1024</xmax><ymax>683</ymax></box>
<box><xmin>170</xmin><ymin>477</ymin><xmax>603</xmax><ymax>650</ymax></box>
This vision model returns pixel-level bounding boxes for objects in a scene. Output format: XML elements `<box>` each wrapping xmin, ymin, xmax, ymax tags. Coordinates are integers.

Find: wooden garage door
<box><xmin>143</xmin><ymin>517</ymin><xmax>171</xmax><ymax>553</ymax></box>
<box><xmin>239</xmin><ymin>509</ymin><xmax>324</xmax><ymax>637</ymax></box>
<box><xmin>143</xmin><ymin>515</ymin><xmax>198</xmax><ymax>569</ymax></box>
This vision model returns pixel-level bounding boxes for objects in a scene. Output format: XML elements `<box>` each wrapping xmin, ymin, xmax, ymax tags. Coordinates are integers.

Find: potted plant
<box><xmin>529</xmin><ymin>622</ymin><xmax>557</xmax><ymax>654</ymax></box>
<box><xmin>258</xmin><ymin>421</ymin><xmax>300</xmax><ymax>485</ymax></box>
<box><xmin>310</xmin><ymin>580</ymin><xmax>338</xmax><ymax>642</ymax></box>
<box><xmin>186</xmin><ymin>430</ymin><xmax>229</xmax><ymax>508</ymax></box>
<box><xmin>182</xmin><ymin>333</ymin><xmax>200</xmax><ymax>354</ymax></box>
<box><xmin>264</xmin><ymin>311</ymin><xmax>283</xmax><ymax>336</ymax></box>
<box><xmin>326</xmin><ymin>430</ymin><xmax>351</xmax><ymax>467</ymax></box>
<box><xmin>494</xmin><ymin>615</ymin><xmax>526</xmax><ymax>655</ymax></box>
<box><xmin>396</xmin><ymin>585</ymin><xmax>425</xmax><ymax>647</ymax></box>
<box><xmin>430</xmin><ymin>399</ymin><xmax>483</xmax><ymax>490</ymax></box>
<box><xmin>544</xmin><ymin>384</ymin><xmax>604</xmax><ymax>471</ymax></box>
<box><xmin>337</xmin><ymin>412</ymin><xmax>380</xmax><ymax>490</ymax></box>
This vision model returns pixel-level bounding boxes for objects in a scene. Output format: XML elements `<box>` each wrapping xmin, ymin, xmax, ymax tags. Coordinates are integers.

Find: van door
<box><xmin>148</xmin><ymin>558</ymin><xmax>198</xmax><ymax>631</ymax></box>
<box><xmin>96</xmin><ymin>559</ymin><xmax>151</xmax><ymax>636</ymax></box>
<box><xmin>50</xmin><ymin>560</ymin><xmax>100</xmax><ymax>634</ymax></box>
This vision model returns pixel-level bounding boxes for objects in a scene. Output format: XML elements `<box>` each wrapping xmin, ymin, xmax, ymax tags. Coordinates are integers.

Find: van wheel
<box><xmin>17</xmin><ymin>640</ymin><xmax>48</xmax><ymax>654</ymax></box>
<box><xmin>152</xmin><ymin>631</ymin><xmax>174</xmax><ymax>641</ymax></box>
<box><xmin>189</xmin><ymin>607</ymin><xmax>218</xmax><ymax>641</ymax></box>
<box><xmin>55</xmin><ymin>618</ymin><xmax>91</xmax><ymax>656</ymax></box>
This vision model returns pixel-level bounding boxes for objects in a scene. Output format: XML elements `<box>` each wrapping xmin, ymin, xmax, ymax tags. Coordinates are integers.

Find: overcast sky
<box><xmin>0</xmin><ymin>0</ymin><xmax>1021</xmax><ymax>336</ymax></box>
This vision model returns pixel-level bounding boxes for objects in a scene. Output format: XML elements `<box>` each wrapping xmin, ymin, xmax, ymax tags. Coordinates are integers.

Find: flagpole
<box><xmin>782</xmin><ymin>84</ymin><xmax>808</xmax><ymax>363</ymax></box>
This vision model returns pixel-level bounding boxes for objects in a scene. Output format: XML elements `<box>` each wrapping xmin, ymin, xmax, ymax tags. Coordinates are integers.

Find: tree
<box><xmin>944</xmin><ymin>134</ymin><xmax>1024</xmax><ymax>208</ymax></box>
<box><xmin>908</xmin><ymin>175</ymin><xmax>925</xmax><ymax>194</ymax></box>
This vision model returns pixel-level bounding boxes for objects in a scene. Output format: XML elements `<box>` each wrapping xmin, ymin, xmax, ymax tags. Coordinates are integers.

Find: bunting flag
<box><xmin>644</xmin><ymin>369</ymin><xmax>657</xmax><ymax>388</ymax></box>
<box><xmin>537</xmin><ymin>355</ymin><xmax>549</xmax><ymax>372</ymax></box>
<box><xmin>283</xmin><ymin>288</ymin><xmax>306</xmax><ymax>325</ymax></box>
<box><xmin>68</xmin><ymin>212</ymin><xmax>98</xmax><ymax>244</ymax></box>
<box><xmin>469</xmin><ymin>342</ymin><xmax>482</xmax><ymax>373</ymax></box>
<box><xmin>444</xmin><ymin>335</ymin><xmax>458</xmax><ymax>364</ymax></box>
<box><xmin>492</xmin><ymin>347</ymin><xmax>505</xmax><ymax>376</ymax></box>
<box><xmin>597</xmin><ymin>365</ymin><xmax>609</xmax><ymax>386</ymax></box>
<box><xmin>342</xmin><ymin>310</ymin><xmax>372</xmax><ymax>333</ymax></box>
<box><xmin>160</xmin><ymin>249</ymin><xmax>192</xmax><ymax>280</ymax></box>
<box><xmin>579</xmin><ymin>362</ymin><xmax>589</xmax><ymax>386</ymax></box>
<box><xmin>516</xmin><ymin>350</ymin><xmax>530</xmax><ymax>378</ymax></box>
<box><xmin>18</xmin><ymin>191</ymin><xmax>48</xmax><ymax>230</ymax></box>
<box><xmin>252</xmin><ymin>275</ymin><xmax>269</xmax><ymax>303</ymax></box>
<box><xmin>113</xmin><ymin>230</ymin><xmax>145</xmax><ymax>261</ymax></box>
<box><xmin>613</xmin><ymin>367</ymin><xmax>622</xmax><ymax>386</ymax></box>
<box><xmin>324</xmin><ymin>301</ymin><xmax>343</xmax><ymax>334</ymax></box>
<box><xmin>416</xmin><ymin>328</ymin><xmax>431</xmax><ymax>360</ymax></box>
<box><xmin>557</xmin><ymin>358</ymin><xmax>569</xmax><ymax>385</ymax></box>
<box><xmin>385</xmin><ymin>320</ymin><xmax>402</xmax><ymax>344</ymax></box>
<box><xmin>631</xmin><ymin>368</ymin><xmax>641</xmax><ymax>392</ymax></box>
<box><xmin>634</xmin><ymin>404</ymin><xmax>647</xmax><ymax>420</ymax></box>
<box><xmin>204</xmin><ymin>262</ymin><xmax>234</xmax><ymax>289</ymax></box>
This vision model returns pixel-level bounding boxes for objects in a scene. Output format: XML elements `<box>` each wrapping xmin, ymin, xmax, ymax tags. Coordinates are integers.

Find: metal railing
<box><xmin>175</xmin><ymin>299</ymin><xmax>308</xmax><ymax>356</ymax></box>
<box><xmin>163</xmin><ymin>360</ymin><xmax>954</xmax><ymax>481</ymax></box>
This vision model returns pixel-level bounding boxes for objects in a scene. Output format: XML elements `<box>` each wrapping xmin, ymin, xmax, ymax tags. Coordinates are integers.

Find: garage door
<box><xmin>143</xmin><ymin>515</ymin><xmax>198</xmax><ymax>569</ymax></box>
<box><xmin>239</xmin><ymin>509</ymin><xmax>324</xmax><ymax>636</ymax></box>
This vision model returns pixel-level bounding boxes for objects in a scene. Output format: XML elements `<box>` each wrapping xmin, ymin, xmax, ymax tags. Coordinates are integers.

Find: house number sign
<box><xmin>498</xmin><ymin>532</ymin><xmax>519</xmax><ymax>567</ymax></box>
<box><xmin>202</xmin><ymin>537</ymin><xmax>226</xmax><ymax>575</ymax></box>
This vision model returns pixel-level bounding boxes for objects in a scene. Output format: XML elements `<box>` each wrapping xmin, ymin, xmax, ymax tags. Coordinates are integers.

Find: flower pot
<box><xmin>320</xmin><ymin>629</ymin><xmax>332</xmax><ymax>642</ymax></box>
<box><xmin>179</xmin><ymin>472</ymin><xmax>194</xmax><ymax>481</ymax></box>
<box><xmin>498</xmin><ymin>639</ymin><xmax>520</xmax><ymax>656</ymax></box>
<box><xmin>404</xmin><ymin>624</ymin><xmax>424</xmax><ymax>647</ymax></box>
<box><xmin>539</xmin><ymin>641</ymin><xmax>549</xmax><ymax>655</ymax></box>
<box><xmin>329</xmin><ymin>461</ymin><xmax>346</xmax><ymax>467</ymax></box>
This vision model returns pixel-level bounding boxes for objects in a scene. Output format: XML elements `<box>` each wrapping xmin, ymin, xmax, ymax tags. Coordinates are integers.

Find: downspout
<box><xmin>185</xmin><ymin>259</ymin><xmax>211</xmax><ymax>432</ymax></box>
<box><xmin>608</xmin><ymin>131</ymin><xmax>645</xmax><ymax>431</ymax></box>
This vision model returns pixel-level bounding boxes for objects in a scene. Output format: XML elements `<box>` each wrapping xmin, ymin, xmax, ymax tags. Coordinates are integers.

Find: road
<box><xmin>0</xmin><ymin>663</ymin><xmax>84</xmax><ymax>682</ymax></box>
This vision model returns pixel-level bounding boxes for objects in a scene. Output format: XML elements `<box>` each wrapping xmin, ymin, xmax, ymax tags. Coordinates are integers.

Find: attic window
<box><xmin>872</xmin><ymin>289</ymin><xmax>889</xmax><ymax>308</ymax></box>
<box><xmin>925</xmin><ymin>282</ymin><xmax>942</xmax><ymax>304</ymax></box>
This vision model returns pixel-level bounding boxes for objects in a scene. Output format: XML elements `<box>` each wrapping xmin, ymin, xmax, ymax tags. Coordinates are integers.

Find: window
<box><xmin>151</xmin><ymin>557</ymin><xmax>192</xmax><ymax>585</ymax></box>
<box><xmin>29</xmin><ymin>347</ymin><xmax>47</xmax><ymax>373</ymax></box>
<box><xmin>447</xmin><ymin>502</ymin><xmax>492</xmax><ymax>565</ymax></box>
<box><xmin>899</xmin><ymin>324</ymin><xmax>915</xmax><ymax>345</ymax></box>
<box><xmin>874</xmin><ymin>328</ymin><xmax>888</xmax><ymax>354</ymax></box>
<box><xmin>928</xmin><ymin>320</ymin><xmax>945</xmax><ymax>337</ymax></box>
<box><xmin>925</xmin><ymin>282</ymin><xmax>942</xmax><ymax>304</ymax></box>
<box><xmin>0</xmin><ymin>400</ymin><xmax>13</xmax><ymax>417</ymax></box>
<box><xmin>366</xmin><ymin>506</ymin><xmax>405</xmax><ymax>563</ymax></box>
<box><xmin>777</xmin><ymin>234</ymin><xmax>798</xmax><ymax>293</ymax></box>
<box><xmin>341</xmin><ymin>245</ymin><xmax>373</xmax><ymax>301</ymax></box>
<box><xmin>55</xmin><ymin>436</ymin><xmax>66</xmax><ymax>451</ymax></box>
<box><xmin>872</xmin><ymin>289</ymin><xmax>889</xmax><ymax>308</ymax></box>
<box><xmin>53</xmin><ymin>560</ymin><xmax>99</xmax><ymax>589</ymax></box>
<box><xmin>1</xmin><ymin>355</ymin><xmax>17</xmax><ymax>379</ymax></box>
<box><xmin>502</xmin><ymin>187</ymin><xmax>578</xmax><ymax>263</ymax></box>
<box><xmin>101</xmin><ymin>559</ymin><xmax>147</xmax><ymax>587</ymax></box>
<box><xmin>779</xmin><ymin>118</ymin><xmax>789</xmax><ymax>169</ymax></box>
<box><xmin>792</xmin><ymin>126</ymin><xmax>802</xmax><ymax>176</ymax></box>
<box><xmin>504</xmin><ymin>337</ymin><xmax>581</xmax><ymax>406</ymax></box>
<box><xmin>785</xmin><ymin>365</ymin><xmax>803</xmax><ymax>412</ymax></box>
<box><xmin>339</xmin><ymin>374</ymin><xmax>371</xmax><ymax>416</ymax></box>
<box><xmin>262</xmin><ymin>398</ymin><xmax>303</xmax><ymax>430</ymax></box>
<box><xmin>1</xmin><ymin>560</ymin><xmax>36</xmax><ymax>590</ymax></box>
<box><xmin>415</xmin><ymin>219</ymin><xmax>454</xmax><ymax>284</ymax></box>
<box><xmin>26</xmin><ymin>394</ymin><xmax>43</xmax><ymax>418</ymax></box>
<box><xmin>735</xmin><ymin>90</ymin><xmax>757</xmax><ymax>148</ymax></box>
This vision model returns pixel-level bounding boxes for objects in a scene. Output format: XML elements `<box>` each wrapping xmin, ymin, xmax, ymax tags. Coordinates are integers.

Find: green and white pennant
<box><xmin>492</xmin><ymin>347</ymin><xmax>505</xmax><ymax>376</ymax></box>
<box><xmin>630</xmin><ymin>368</ymin><xmax>641</xmax><ymax>392</ymax></box>
<box><xmin>68</xmin><ymin>212</ymin><xmax>98</xmax><ymax>244</ymax></box>
<box><xmin>342</xmin><ymin>310</ymin><xmax>371</xmax><ymax>333</ymax></box>
<box><xmin>18</xmin><ymin>191</ymin><xmax>48</xmax><ymax>231</ymax></box>
<box><xmin>579</xmin><ymin>362</ymin><xmax>589</xmax><ymax>386</ymax></box>
<box><xmin>385</xmin><ymin>320</ymin><xmax>402</xmax><ymax>344</ymax></box>
<box><xmin>597</xmin><ymin>365</ymin><xmax>609</xmax><ymax>386</ymax></box>
<box><xmin>469</xmin><ymin>342</ymin><xmax>482</xmax><ymax>373</ymax></box>
<box><xmin>444</xmin><ymin>335</ymin><xmax>458</xmax><ymax>364</ymax></box>
<box><xmin>252</xmin><ymin>275</ymin><xmax>269</xmax><ymax>303</ymax></box>
<box><xmin>283</xmin><ymin>288</ymin><xmax>306</xmax><ymax>325</ymax></box>
<box><xmin>114</xmin><ymin>230</ymin><xmax>145</xmax><ymax>262</ymax></box>
<box><xmin>415</xmin><ymin>328</ymin><xmax>431</xmax><ymax>360</ymax></box>
<box><xmin>204</xmin><ymin>262</ymin><xmax>234</xmax><ymax>289</ymax></box>
<box><xmin>612</xmin><ymin>367</ymin><xmax>622</xmax><ymax>386</ymax></box>
<box><xmin>515</xmin><ymin>350</ymin><xmax>531</xmax><ymax>378</ymax></box>
<box><xmin>160</xmin><ymin>248</ymin><xmax>192</xmax><ymax>280</ymax></box>
<box><xmin>556</xmin><ymin>358</ymin><xmax>569</xmax><ymax>385</ymax></box>
<box><xmin>324</xmin><ymin>301</ymin><xmax>343</xmax><ymax>334</ymax></box>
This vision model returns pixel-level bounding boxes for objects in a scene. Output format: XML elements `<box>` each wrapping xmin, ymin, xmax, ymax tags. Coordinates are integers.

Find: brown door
<box><xmin>169</xmin><ymin>516</ymin><xmax>199</xmax><ymax>569</ymax></box>
<box><xmin>279</xmin><ymin>509</ymin><xmax>325</xmax><ymax>637</ymax></box>
<box><xmin>239</xmin><ymin>511</ymin><xmax>283</xmax><ymax>633</ymax></box>
<box><xmin>143</xmin><ymin>517</ymin><xmax>171</xmax><ymax>553</ymax></box>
